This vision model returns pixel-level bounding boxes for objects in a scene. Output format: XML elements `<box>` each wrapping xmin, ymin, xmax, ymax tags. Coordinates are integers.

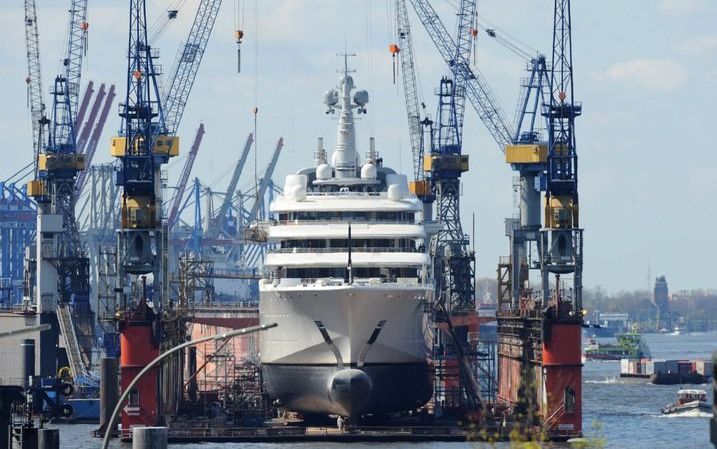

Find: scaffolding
<box><xmin>178</xmin><ymin>256</ymin><xmax>215</xmax><ymax>309</ymax></box>
<box><xmin>97</xmin><ymin>245</ymin><xmax>118</xmax><ymax>356</ymax></box>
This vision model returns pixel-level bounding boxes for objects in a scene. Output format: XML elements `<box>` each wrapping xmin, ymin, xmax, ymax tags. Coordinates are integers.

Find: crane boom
<box><xmin>168</xmin><ymin>123</ymin><xmax>205</xmax><ymax>229</ymax></box>
<box><xmin>408</xmin><ymin>0</ymin><xmax>514</xmax><ymax>149</ymax></box>
<box><xmin>207</xmin><ymin>133</ymin><xmax>254</xmax><ymax>238</ymax></box>
<box><xmin>396</xmin><ymin>0</ymin><xmax>424</xmax><ymax>182</ymax></box>
<box><xmin>451</xmin><ymin>0</ymin><xmax>477</xmax><ymax>142</ymax></box>
<box><xmin>248</xmin><ymin>138</ymin><xmax>283</xmax><ymax>224</ymax></box>
<box><xmin>163</xmin><ymin>0</ymin><xmax>223</xmax><ymax>136</ymax></box>
<box><xmin>52</xmin><ymin>0</ymin><xmax>88</xmax><ymax>150</ymax></box>
<box><xmin>24</xmin><ymin>0</ymin><xmax>47</xmax><ymax>160</ymax></box>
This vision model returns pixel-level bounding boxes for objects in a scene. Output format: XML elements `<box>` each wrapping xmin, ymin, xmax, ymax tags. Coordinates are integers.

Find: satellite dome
<box><xmin>353</xmin><ymin>89</ymin><xmax>369</xmax><ymax>106</ymax></box>
<box><xmin>316</xmin><ymin>163</ymin><xmax>332</xmax><ymax>180</ymax></box>
<box><xmin>360</xmin><ymin>163</ymin><xmax>377</xmax><ymax>179</ymax></box>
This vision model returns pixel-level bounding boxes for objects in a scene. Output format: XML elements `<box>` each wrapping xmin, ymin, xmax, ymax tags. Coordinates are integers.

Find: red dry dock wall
<box><xmin>120</xmin><ymin>320</ymin><xmax>160</xmax><ymax>431</ymax></box>
<box><xmin>542</xmin><ymin>323</ymin><xmax>582</xmax><ymax>437</ymax></box>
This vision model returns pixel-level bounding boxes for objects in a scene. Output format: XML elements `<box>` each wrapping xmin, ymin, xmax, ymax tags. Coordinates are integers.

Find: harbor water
<box><xmin>59</xmin><ymin>331</ymin><xmax>716</xmax><ymax>449</ymax></box>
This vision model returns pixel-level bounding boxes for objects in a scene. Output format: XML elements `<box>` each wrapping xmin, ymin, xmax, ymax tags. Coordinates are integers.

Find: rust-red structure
<box><xmin>542</xmin><ymin>321</ymin><xmax>582</xmax><ymax>435</ymax></box>
<box><xmin>119</xmin><ymin>312</ymin><xmax>160</xmax><ymax>431</ymax></box>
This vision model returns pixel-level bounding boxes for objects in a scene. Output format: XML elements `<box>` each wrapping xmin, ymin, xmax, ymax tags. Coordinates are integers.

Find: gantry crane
<box><xmin>205</xmin><ymin>133</ymin><xmax>254</xmax><ymax>239</ymax></box>
<box><xmin>25</xmin><ymin>0</ymin><xmax>93</xmax><ymax>380</ymax></box>
<box><xmin>163</xmin><ymin>0</ymin><xmax>224</xmax><ymax>232</ymax></box>
<box><xmin>498</xmin><ymin>0</ymin><xmax>584</xmax><ymax>437</ymax></box>
<box><xmin>395</xmin><ymin>0</ymin><xmax>426</xmax><ymax>191</ymax></box>
<box><xmin>23</xmin><ymin>0</ymin><xmax>48</xmax><ymax>164</ymax></box>
<box><xmin>167</xmin><ymin>124</ymin><xmax>206</xmax><ymax>230</ymax></box>
<box><xmin>112</xmin><ymin>0</ymin><xmax>179</xmax><ymax>429</ymax></box>
<box><xmin>397</xmin><ymin>0</ymin><xmax>483</xmax><ymax>411</ymax></box>
<box><xmin>247</xmin><ymin>138</ymin><xmax>283</xmax><ymax>225</ymax></box>
<box><xmin>537</xmin><ymin>0</ymin><xmax>583</xmax><ymax>435</ymax></box>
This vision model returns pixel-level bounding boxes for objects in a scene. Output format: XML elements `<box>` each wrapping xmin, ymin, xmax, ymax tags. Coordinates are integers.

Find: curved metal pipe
<box><xmin>101</xmin><ymin>322</ymin><xmax>276</xmax><ymax>449</ymax></box>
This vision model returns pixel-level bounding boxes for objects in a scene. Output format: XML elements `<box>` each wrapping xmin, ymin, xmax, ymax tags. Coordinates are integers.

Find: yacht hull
<box><xmin>262</xmin><ymin>362</ymin><xmax>432</xmax><ymax>416</ymax></box>
<box><xmin>259</xmin><ymin>281</ymin><xmax>433</xmax><ymax>416</ymax></box>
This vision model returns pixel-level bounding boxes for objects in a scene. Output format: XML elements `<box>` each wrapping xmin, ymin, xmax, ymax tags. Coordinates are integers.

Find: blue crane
<box><xmin>247</xmin><ymin>138</ymin><xmax>283</xmax><ymax>225</ymax></box>
<box><xmin>206</xmin><ymin>133</ymin><xmax>254</xmax><ymax>239</ymax></box>
<box><xmin>190</xmin><ymin>178</ymin><xmax>203</xmax><ymax>254</ymax></box>
<box><xmin>162</xmin><ymin>0</ymin><xmax>223</xmax><ymax>138</ymax></box>
<box><xmin>23</xmin><ymin>0</ymin><xmax>48</xmax><ymax>164</ymax></box>
<box><xmin>162</xmin><ymin>0</ymin><xmax>224</xmax><ymax>232</ymax></box>
<box><xmin>408</xmin><ymin>0</ymin><xmax>514</xmax><ymax>150</ymax></box>
<box><xmin>541</xmin><ymin>0</ymin><xmax>582</xmax><ymax>309</ymax></box>
<box><xmin>395</xmin><ymin>0</ymin><xmax>425</xmax><ymax>187</ymax></box>
<box><xmin>25</xmin><ymin>0</ymin><xmax>94</xmax><ymax>380</ymax></box>
<box><xmin>167</xmin><ymin>124</ymin><xmax>206</xmax><ymax>230</ymax></box>
<box><xmin>49</xmin><ymin>0</ymin><xmax>88</xmax><ymax>154</ymax></box>
<box><xmin>397</xmin><ymin>0</ymin><xmax>484</xmax><ymax>411</ymax></box>
<box><xmin>112</xmin><ymin>0</ymin><xmax>173</xmax><ymax>289</ymax></box>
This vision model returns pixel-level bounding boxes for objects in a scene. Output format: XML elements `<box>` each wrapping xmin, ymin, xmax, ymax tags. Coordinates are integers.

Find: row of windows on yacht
<box><xmin>276</xmin><ymin>211</ymin><xmax>416</xmax><ymax>223</ymax></box>
<box><xmin>272</xmin><ymin>266</ymin><xmax>423</xmax><ymax>281</ymax></box>
<box><xmin>275</xmin><ymin>238</ymin><xmax>424</xmax><ymax>253</ymax></box>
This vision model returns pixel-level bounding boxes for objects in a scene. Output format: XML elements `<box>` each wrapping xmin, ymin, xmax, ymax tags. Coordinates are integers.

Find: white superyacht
<box><xmin>259</xmin><ymin>64</ymin><xmax>434</xmax><ymax>417</ymax></box>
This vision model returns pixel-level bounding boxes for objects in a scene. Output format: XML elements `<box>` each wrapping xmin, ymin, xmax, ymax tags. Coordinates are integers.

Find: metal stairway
<box><xmin>57</xmin><ymin>303</ymin><xmax>87</xmax><ymax>379</ymax></box>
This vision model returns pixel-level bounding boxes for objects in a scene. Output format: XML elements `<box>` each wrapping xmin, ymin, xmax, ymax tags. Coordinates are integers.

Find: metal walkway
<box><xmin>57</xmin><ymin>303</ymin><xmax>86</xmax><ymax>379</ymax></box>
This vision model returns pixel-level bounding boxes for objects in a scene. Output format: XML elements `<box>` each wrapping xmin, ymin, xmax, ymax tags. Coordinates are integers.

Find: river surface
<box><xmin>57</xmin><ymin>331</ymin><xmax>716</xmax><ymax>448</ymax></box>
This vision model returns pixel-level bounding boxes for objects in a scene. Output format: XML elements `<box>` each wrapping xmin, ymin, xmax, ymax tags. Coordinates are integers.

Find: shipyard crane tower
<box><xmin>105</xmin><ymin>0</ymin><xmax>221</xmax><ymax>360</ymax></box>
<box><xmin>24</xmin><ymin>0</ymin><xmax>48</xmax><ymax>162</ymax></box>
<box><xmin>111</xmin><ymin>0</ymin><xmax>180</xmax><ymax>430</ymax></box>
<box><xmin>538</xmin><ymin>0</ymin><xmax>584</xmax><ymax>435</ymax></box>
<box><xmin>496</xmin><ymin>0</ymin><xmax>583</xmax><ymax>438</ymax></box>
<box><xmin>397</xmin><ymin>0</ymin><xmax>484</xmax><ymax>410</ymax></box>
<box><xmin>26</xmin><ymin>0</ymin><xmax>93</xmax><ymax>379</ymax></box>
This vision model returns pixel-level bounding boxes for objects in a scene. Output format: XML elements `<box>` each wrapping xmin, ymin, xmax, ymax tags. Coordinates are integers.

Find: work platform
<box><xmin>113</xmin><ymin>417</ymin><xmax>576</xmax><ymax>443</ymax></box>
<box><xmin>122</xmin><ymin>423</ymin><xmax>533</xmax><ymax>443</ymax></box>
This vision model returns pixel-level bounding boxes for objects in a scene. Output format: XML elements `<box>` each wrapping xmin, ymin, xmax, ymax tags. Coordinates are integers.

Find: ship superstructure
<box><xmin>259</xmin><ymin>62</ymin><xmax>434</xmax><ymax>417</ymax></box>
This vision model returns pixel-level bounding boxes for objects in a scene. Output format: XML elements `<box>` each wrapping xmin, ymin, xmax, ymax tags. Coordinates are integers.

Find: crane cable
<box><xmin>252</xmin><ymin>0</ymin><xmax>258</xmax><ymax>206</ymax></box>
<box><xmin>148</xmin><ymin>0</ymin><xmax>187</xmax><ymax>44</ymax></box>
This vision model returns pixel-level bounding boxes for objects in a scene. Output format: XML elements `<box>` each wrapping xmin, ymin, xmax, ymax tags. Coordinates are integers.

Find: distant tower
<box><xmin>653</xmin><ymin>276</ymin><xmax>671</xmax><ymax>330</ymax></box>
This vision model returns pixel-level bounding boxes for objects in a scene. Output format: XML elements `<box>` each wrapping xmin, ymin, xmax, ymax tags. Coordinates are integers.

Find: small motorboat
<box><xmin>660</xmin><ymin>389</ymin><xmax>711</xmax><ymax>415</ymax></box>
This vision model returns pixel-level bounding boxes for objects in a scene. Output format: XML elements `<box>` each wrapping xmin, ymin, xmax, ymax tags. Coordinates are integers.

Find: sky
<box><xmin>0</xmin><ymin>0</ymin><xmax>715</xmax><ymax>293</ymax></box>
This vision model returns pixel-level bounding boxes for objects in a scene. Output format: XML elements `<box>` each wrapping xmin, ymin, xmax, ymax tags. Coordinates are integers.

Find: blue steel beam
<box><xmin>409</xmin><ymin>0</ymin><xmax>514</xmax><ymax>150</ymax></box>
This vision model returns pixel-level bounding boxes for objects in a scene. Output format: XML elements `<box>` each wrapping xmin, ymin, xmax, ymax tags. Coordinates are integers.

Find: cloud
<box><xmin>659</xmin><ymin>0</ymin><xmax>713</xmax><ymax>15</ymax></box>
<box><xmin>597</xmin><ymin>58</ymin><xmax>688</xmax><ymax>92</ymax></box>
<box><xmin>678</xmin><ymin>35</ymin><xmax>717</xmax><ymax>56</ymax></box>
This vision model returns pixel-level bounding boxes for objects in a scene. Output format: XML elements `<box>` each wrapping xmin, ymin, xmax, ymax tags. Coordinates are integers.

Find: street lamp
<box><xmin>101</xmin><ymin>322</ymin><xmax>276</xmax><ymax>449</ymax></box>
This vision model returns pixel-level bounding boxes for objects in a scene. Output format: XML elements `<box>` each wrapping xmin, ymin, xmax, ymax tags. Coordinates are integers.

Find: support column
<box><xmin>99</xmin><ymin>357</ymin><xmax>119</xmax><ymax>435</ymax></box>
<box><xmin>132</xmin><ymin>427</ymin><xmax>167</xmax><ymax>449</ymax></box>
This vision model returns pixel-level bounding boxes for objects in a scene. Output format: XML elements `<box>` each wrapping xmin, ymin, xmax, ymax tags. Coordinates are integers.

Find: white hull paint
<box><xmin>260</xmin><ymin>280</ymin><xmax>432</xmax><ymax>365</ymax></box>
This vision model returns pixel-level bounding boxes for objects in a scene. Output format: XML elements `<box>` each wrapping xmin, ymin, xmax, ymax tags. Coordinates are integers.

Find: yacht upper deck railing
<box><xmin>271</xmin><ymin>247</ymin><xmax>424</xmax><ymax>254</ymax></box>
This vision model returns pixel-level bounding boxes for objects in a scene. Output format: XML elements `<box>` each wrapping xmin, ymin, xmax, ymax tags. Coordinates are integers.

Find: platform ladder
<box><xmin>57</xmin><ymin>303</ymin><xmax>87</xmax><ymax>380</ymax></box>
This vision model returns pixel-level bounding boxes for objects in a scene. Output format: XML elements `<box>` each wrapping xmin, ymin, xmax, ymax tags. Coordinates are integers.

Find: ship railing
<box><xmin>306</xmin><ymin>191</ymin><xmax>387</xmax><ymax>197</ymax></box>
<box><xmin>272</xmin><ymin>219</ymin><xmax>418</xmax><ymax>226</ymax></box>
<box><xmin>544</xmin><ymin>403</ymin><xmax>566</xmax><ymax>428</ymax></box>
<box><xmin>291</xmin><ymin>277</ymin><xmax>431</xmax><ymax>287</ymax></box>
<box><xmin>272</xmin><ymin>247</ymin><xmax>423</xmax><ymax>254</ymax></box>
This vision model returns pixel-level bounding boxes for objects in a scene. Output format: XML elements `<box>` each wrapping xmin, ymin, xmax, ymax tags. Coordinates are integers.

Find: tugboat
<box><xmin>660</xmin><ymin>389</ymin><xmax>711</xmax><ymax>415</ymax></box>
<box><xmin>584</xmin><ymin>327</ymin><xmax>650</xmax><ymax>361</ymax></box>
